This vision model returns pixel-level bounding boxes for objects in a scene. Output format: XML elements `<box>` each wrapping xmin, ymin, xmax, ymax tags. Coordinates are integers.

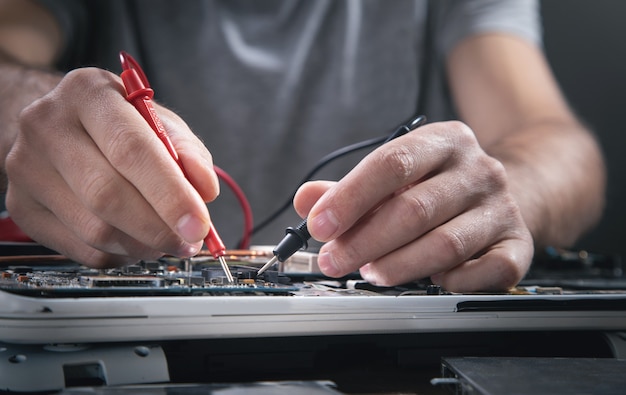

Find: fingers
<box><xmin>6</xmin><ymin>130</ymin><xmax>201</xmax><ymax>265</ymax></box>
<box><xmin>157</xmin><ymin>108</ymin><xmax>220</xmax><ymax>203</ymax></box>
<box><xmin>358</xmin><ymin>203</ymin><xmax>533</xmax><ymax>291</ymax></box>
<box><xmin>65</xmin><ymin>69</ymin><xmax>212</xmax><ymax>243</ymax></box>
<box><xmin>306</xmin><ymin>121</ymin><xmax>464</xmax><ymax>242</ymax></box>
<box><xmin>7</xmin><ymin>67</ymin><xmax>217</xmax><ymax>264</ymax></box>
<box><xmin>429</xmin><ymin>239</ymin><xmax>533</xmax><ymax>292</ymax></box>
<box><xmin>5</xmin><ymin>183</ymin><xmax>165</xmax><ymax>267</ymax></box>
<box><xmin>312</xmin><ymin>175</ymin><xmax>469</xmax><ymax>277</ymax></box>
<box><xmin>299</xmin><ymin>121</ymin><xmax>534</xmax><ymax>292</ymax></box>
<box><xmin>293</xmin><ymin>180</ymin><xmax>335</xmax><ymax>218</ymax></box>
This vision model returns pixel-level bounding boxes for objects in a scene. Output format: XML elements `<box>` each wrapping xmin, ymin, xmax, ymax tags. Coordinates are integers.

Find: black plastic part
<box><xmin>383</xmin><ymin>114</ymin><xmax>426</xmax><ymax>143</ymax></box>
<box><xmin>273</xmin><ymin>220</ymin><xmax>310</xmax><ymax>262</ymax></box>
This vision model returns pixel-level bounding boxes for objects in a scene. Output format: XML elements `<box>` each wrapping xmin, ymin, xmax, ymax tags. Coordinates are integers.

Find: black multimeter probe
<box><xmin>257</xmin><ymin>114</ymin><xmax>427</xmax><ymax>275</ymax></box>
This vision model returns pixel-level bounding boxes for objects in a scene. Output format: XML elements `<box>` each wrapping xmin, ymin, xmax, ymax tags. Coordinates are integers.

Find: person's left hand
<box><xmin>293</xmin><ymin>120</ymin><xmax>534</xmax><ymax>292</ymax></box>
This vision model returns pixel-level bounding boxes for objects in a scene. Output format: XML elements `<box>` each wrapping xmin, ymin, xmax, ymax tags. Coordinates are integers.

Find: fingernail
<box><xmin>208</xmin><ymin>165</ymin><xmax>220</xmax><ymax>193</ymax></box>
<box><xmin>309</xmin><ymin>209</ymin><xmax>339</xmax><ymax>240</ymax></box>
<box><xmin>359</xmin><ymin>264</ymin><xmax>379</xmax><ymax>285</ymax></box>
<box><xmin>318</xmin><ymin>251</ymin><xmax>341</xmax><ymax>277</ymax></box>
<box><xmin>176</xmin><ymin>214</ymin><xmax>207</xmax><ymax>243</ymax></box>
<box><xmin>178</xmin><ymin>242</ymin><xmax>201</xmax><ymax>257</ymax></box>
<box><xmin>359</xmin><ymin>263</ymin><xmax>373</xmax><ymax>278</ymax></box>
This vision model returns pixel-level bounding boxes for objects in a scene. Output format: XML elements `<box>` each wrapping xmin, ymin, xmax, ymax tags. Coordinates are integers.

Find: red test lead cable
<box><xmin>119</xmin><ymin>51</ymin><xmax>233</xmax><ymax>283</ymax></box>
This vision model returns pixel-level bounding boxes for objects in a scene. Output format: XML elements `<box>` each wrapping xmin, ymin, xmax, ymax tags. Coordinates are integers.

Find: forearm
<box><xmin>488</xmin><ymin>118</ymin><xmax>606</xmax><ymax>248</ymax></box>
<box><xmin>0</xmin><ymin>51</ymin><xmax>62</xmax><ymax>192</ymax></box>
<box><xmin>447</xmin><ymin>34</ymin><xmax>606</xmax><ymax>249</ymax></box>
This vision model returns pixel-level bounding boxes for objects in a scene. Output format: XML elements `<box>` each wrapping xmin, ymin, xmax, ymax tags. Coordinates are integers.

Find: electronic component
<box><xmin>2</xmin><ymin>244</ymin><xmax>626</xmax><ymax>299</ymax></box>
<box><xmin>0</xmin><ymin>250</ymin><xmax>299</xmax><ymax>297</ymax></box>
<box><xmin>0</xmin><ymin>247</ymin><xmax>445</xmax><ymax>298</ymax></box>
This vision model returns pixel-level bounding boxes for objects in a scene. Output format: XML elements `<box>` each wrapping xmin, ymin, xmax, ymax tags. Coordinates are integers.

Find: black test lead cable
<box><xmin>246</xmin><ymin>134</ymin><xmax>398</xmax><ymax>242</ymax></box>
<box><xmin>257</xmin><ymin>114</ymin><xmax>427</xmax><ymax>275</ymax></box>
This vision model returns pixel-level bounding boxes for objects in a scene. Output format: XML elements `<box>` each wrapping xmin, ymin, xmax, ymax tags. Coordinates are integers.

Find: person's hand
<box><xmin>5</xmin><ymin>67</ymin><xmax>219</xmax><ymax>267</ymax></box>
<box><xmin>293</xmin><ymin>121</ymin><xmax>534</xmax><ymax>292</ymax></box>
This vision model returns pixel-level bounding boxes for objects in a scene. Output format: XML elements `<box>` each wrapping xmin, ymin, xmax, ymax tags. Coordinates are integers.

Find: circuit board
<box><xmin>2</xmin><ymin>244</ymin><xmax>626</xmax><ymax>299</ymax></box>
<box><xmin>0</xmin><ymin>247</ymin><xmax>440</xmax><ymax>298</ymax></box>
<box><xmin>0</xmin><ymin>250</ymin><xmax>305</xmax><ymax>297</ymax></box>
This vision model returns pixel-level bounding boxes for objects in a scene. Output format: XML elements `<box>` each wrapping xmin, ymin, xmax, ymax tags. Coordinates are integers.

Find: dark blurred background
<box><xmin>541</xmin><ymin>0</ymin><xmax>626</xmax><ymax>259</ymax></box>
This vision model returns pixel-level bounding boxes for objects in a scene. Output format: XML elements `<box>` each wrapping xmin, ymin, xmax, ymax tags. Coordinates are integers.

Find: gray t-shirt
<box><xmin>38</xmin><ymin>0</ymin><xmax>541</xmax><ymax>248</ymax></box>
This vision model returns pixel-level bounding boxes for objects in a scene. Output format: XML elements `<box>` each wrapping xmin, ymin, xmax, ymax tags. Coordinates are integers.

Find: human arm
<box><xmin>1</xmin><ymin>0</ymin><xmax>220</xmax><ymax>267</ymax></box>
<box><xmin>0</xmin><ymin>0</ymin><xmax>63</xmax><ymax>188</ymax></box>
<box><xmin>448</xmin><ymin>33</ymin><xmax>605</xmax><ymax>250</ymax></box>
<box><xmin>294</xmin><ymin>33</ymin><xmax>605</xmax><ymax>292</ymax></box>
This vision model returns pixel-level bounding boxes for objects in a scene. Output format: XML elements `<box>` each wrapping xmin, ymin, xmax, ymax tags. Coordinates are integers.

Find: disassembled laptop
<box><xmin>1</xmin><ymin>244</ymin><xmax>625</xmax><ymax>393</ymax></box>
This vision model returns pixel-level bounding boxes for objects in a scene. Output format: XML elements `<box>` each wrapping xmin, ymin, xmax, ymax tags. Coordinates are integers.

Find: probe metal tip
<box><xmin>257</xmin><ymin>255</ymin><xmax>278</xmax><ymax>276</ymax></box>
<box><xmin>218</xmin><ymin>255</ymin><xmax>234</xmax><ymax>284</ymax></box>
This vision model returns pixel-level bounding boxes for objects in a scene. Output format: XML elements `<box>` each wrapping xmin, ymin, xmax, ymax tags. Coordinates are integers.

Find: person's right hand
<box><xmin>5</xmin><ymin>67</ymin><xmax>220</xmax><ymax>267</ymax></box>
